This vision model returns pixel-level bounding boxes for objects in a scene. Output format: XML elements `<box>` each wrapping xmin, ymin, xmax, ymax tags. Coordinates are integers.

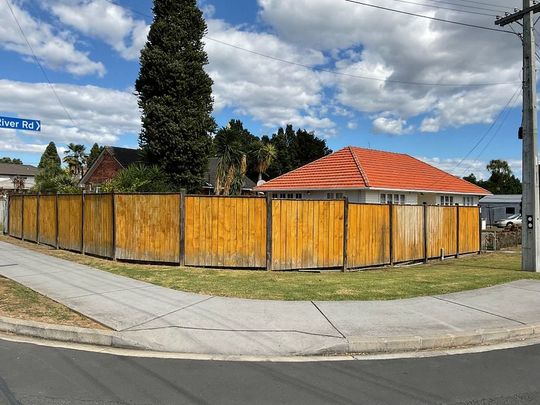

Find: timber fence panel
<box><xmin>57</xmin><ymin>195</ymin><xmax>83</xmax><ymax>252</ymax></box>
<box><xmin>392</xmin><ymin>205</ymin><xmax>424</xmax><ymax>263</ymax></box>
<box><xmin>38</xmin><ymin>195</ymin><xmax>57</xmax><ymax>247</ymax></box>
<box><xmin>184</xmin><ymin>196</ymin><xmax>266</xmax><ymax>268</ymax></box>
<box><xmin>22</xmin><ymin>195</ymin><xmax>38</xmax><ymax>242</ymax></box>
<box><xmin>8</xmin><ymin>195</ymin><xmax>23</xmax><ymax>238</ymax></box>
<box><xmin>115</xmin><ymin>194</ymin><xmax>181</xmax><ymax>263</ymax></box>
<box><xmin>427</xmin><ymin>206</ymin><xmax>458</xmax><ymax>258</ymax></box>
<box><xmin>347</xmin><ymin>204</ymin><xmax>391</xmax><ymax>268</ymax></box>
<box><xmin>459</xmin><ymin>207</ymin><xmax>480</xmax><ymax>254</ymax></box>
<box><xmin>272</xmin><ymin>200</ymin><xmax>344</xmax><ymax>270</ymax></box>
<box><xmin>84</xmin><ymin>194</ymin><xmax>114</xmax><ymax>258</ymax></box>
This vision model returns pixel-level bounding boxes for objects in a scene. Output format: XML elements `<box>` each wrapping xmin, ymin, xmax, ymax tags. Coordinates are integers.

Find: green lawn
<box><xmin>2</xmin><ymin>236</ymin><xmax>537</xmax><ymax>301</ymax></box>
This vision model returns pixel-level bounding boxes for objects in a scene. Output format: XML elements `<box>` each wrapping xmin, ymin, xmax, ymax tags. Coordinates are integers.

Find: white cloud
<box><xmin>0</xmin><ymin>0</ymin><xmax>105</xmax><ymax>76</ymax></box>
<box><xmin>204</xmin><ymin>18</ymin><xmax>335</xmax><ymax>132</ymax></box>
<box><xmin>419</xmin><ymin>156</ymin><xmax>523</xmax><ymax>180</ymax></box>
<box><xmin>0</xmin><ymin>79</ymin><xmax>140</xmax><ymax>147</ymax></box>
<box><xmin>258</xmin><ymin>0</ymin><xmax>522</xmax><ymax>132</ymax></box>
<box><xmin>49</xmin><ymin>0</ymin><xmax>149</xmax><ymax>61</ymax></box>
<box><xmin>372</xmin><ymin>115</ymin><xmax>413</xmax><ymax>135</ymax></box>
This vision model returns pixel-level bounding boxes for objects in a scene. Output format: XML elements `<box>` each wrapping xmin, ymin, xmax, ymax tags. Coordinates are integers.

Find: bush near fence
<box><xmin>6</xmin><ymin>193</ymin><xmax>481</xmax><ymax>271</ymax></box>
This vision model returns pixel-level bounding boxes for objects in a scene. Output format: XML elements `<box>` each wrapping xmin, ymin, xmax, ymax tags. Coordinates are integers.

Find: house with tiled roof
<box><xmin>255</xmin><ymin>146</ymin><xmax>491</xmax><ymax>206</ymax></box>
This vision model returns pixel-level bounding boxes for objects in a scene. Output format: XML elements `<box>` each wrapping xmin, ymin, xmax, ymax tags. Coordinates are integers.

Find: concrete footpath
<box><xmin>1</xmin><ymin>241</ymin><xmax>540</xmax><ymax>356</ymax></box>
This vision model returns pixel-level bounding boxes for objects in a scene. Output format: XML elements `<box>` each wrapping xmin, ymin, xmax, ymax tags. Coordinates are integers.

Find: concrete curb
<box><xmin>347</xmin><ymin>324</ymin><xmax>540</xmax><ymax>354</ymax></box>
<box><xmin>1</xmin><ymin>316</ymin><xmax>539</xmax><ymax>357</ymax></box>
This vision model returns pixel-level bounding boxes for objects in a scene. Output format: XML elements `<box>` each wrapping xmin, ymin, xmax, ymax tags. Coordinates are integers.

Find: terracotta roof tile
<box><xmin>255</xmin><ymin>146</ymin><xmax>490</xmax><ymax>195</ymax></box>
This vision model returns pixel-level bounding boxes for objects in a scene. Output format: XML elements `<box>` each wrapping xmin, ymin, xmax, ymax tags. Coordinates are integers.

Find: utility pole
<box><xmin>496</xmin><ymin>1</ymin><xmax>540</xmax><ymax>272</ymax></box>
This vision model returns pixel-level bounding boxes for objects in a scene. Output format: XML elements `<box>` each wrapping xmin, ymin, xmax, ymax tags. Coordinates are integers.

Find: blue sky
<box><xmin>0</xmin><ymin>0</ymin><xmax>525</xmax><ymax>179</ymax></box>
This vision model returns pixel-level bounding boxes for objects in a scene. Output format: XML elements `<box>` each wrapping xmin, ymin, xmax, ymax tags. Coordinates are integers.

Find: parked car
<box><xmin>495</xmin><ymin>214</ymin><xmax>522</xmax><ymax>228</ymax></box>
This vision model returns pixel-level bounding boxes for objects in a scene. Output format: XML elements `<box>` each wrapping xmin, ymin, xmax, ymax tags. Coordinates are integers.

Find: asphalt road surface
<box><xmin>0</xmin><ymin>339</ymin><xmax>539</xmax><ymax>405</ymax></box>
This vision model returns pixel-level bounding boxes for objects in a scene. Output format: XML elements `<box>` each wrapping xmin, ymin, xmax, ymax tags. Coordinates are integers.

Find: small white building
<box><xmin>255</xmin><ymin>146</ymin><xmax>490</xmax><ymax>205</ymax></box>
<box><xmin>0</xmin><ymin>163</ymin><xmax>38</xmax><ymax>193</ymax></box>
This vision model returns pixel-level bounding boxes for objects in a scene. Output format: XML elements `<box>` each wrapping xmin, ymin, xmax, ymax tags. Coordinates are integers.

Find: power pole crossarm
<box><xmin>495</xmin><ymin>4</ymin><xmax>540</xmax><ymax>26</ymax></box>
<box><xmin>495</xmin><ymin>1</ymin><xmax>540</xmax><ymax>272</ymax></box>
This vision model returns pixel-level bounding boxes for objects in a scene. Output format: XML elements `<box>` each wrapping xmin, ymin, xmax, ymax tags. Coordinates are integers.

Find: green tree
<box><xmin>0</xmin><ymin>157</ymin><xmax>22</xmax><ymax>164</ymax></box>
<box><xmin>63</xmin><ymin>143</ymin><xmax>87</xmax><ymax>179</ymax></box>
<box><xmin>252</xmin><ymin>142</ymin><xmax>277</xmax><ymax>183</ymax></box>
<box><xmin>214</xmin><ymin>126</ymin><xmax>247</xmax><ymax>195</ymax></box>
<box><xmin>464</xmin><ymin>160</ymin><xmax>522</xmax><ymax>194</ymax></box>
<box><xmin>86</xmin><ymin>143</ymin><xmax>103</xmax><ymax>170</ymax></box>
<box><xmin>135</xmin><ymin>0</ymin><xmax>215</xmax><ymax>192</ymax></box>
<box><xmin>101</xmin><ymin>164</ymin><xmax>172</xmax><ymax>193</ymax></box>
<box><xmin>34</xmin><ymin>142</ymin><xmax>73</xmax><ymax>193</ymax></box>
<box><xmin>463</xmin><ymin>173</ymin><xmax>479</xmax><ymax>185</ymax></box>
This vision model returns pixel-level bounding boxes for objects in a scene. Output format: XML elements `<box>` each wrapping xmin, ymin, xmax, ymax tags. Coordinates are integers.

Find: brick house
<box><xmin>80</xmin><ymin>146</ymin><xmax>255</xmax><ymax>193</ymax></box>
<box><xmin>255</xmin><ymin>146</ymin><xmax>490</xmax><ymax>205</ymax></box>
<box><xmin>80</xmin><ymin>147</ymin><xmax>143</xmax><ymax>191</ymax></box>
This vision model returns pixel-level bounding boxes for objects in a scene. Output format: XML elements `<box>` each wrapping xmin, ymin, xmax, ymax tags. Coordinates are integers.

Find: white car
<box><xmin>495</xmin><ymin>214</ymin><xmax>522</xmax><ymax>228</ymax></box>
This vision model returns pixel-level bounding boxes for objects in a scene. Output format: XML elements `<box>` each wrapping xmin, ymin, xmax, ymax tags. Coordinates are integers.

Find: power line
<box><xmin>101</xmin><ymin>0</ymin><xmax>518</xmax><ymax>88</ymax></box>
<box><xmin>344</xmin><ymin>0</ymin><xmax>517</xmax><ymax>35</ymax></box>
<box><xmin>422</xmin><ymin>0</ymin><xmax>515</xmax><ymax>14</ymax></box>
<box><xmin>385</xmin><ymin>0</ymin><xmax>496</xmax><ymax>17</ymax></box>
<box><xmin>4</xmin><ymin>0</ymin><xmax>77</xmax><ymax>128</ymax></box>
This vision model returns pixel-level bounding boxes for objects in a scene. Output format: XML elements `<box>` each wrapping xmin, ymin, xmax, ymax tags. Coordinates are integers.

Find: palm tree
<box><xmin>63</xmin><ymin>143</ymin><xmax>87</xmax><ymax>179</ymax></box>
<box><xmin>215</xmin><ymin>143</ymin><xmax>247</xmax><ymax>196</ymax></box>
<box><xmin>252</xmin><ymin>142</ymin><xmax>277</xmax><ymax>183</ymax></box>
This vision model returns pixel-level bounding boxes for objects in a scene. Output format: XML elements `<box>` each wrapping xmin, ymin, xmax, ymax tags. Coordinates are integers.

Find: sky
<box><xmin>0</xmin><ymin>0</ymin><xmax>528</xmax><ymax>180</ymax></box>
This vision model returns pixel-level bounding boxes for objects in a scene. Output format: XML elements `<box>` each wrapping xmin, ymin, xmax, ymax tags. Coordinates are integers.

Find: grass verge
<box><xmin>0</xmin><ymin>276</ymin><xmax>106</xmax><ymax>329</ymax></box>
<box><xmin>1</xmin><ymin>235</ymin><xmax>538</xmax><ymax>301</ymax></box>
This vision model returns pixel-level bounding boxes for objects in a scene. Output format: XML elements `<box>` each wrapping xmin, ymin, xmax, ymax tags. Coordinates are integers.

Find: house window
<box><xmin>463</xmin><ymin>196</ymin><xmax>474</xmax><ymax>206</ymax></box>
<box><xmin>287</xmin><ymin>193</ymin><xmax>293</xmax><ymax>199</ymax></box>
<box><xmin>440</xmin><ymin>195</ymin><xmax>454</xmax><ymax>206</ymax></box>
<box><xmin>279</xmin><ymin>193</ymin><xmax>286</xmax><ymax>199</ymax></box>
<box><xmin>295</xmin><ymin>193</ymin><xmax>302</xmax><ymax>199</ymax></box>
<box><xmin>506</xmin><ymin>207</ymin><xmax>516</xmax><ymax>215</ymax></box>
<box><xmin>327</xmin><ymin>193</ymin><xmax>335</xmax><ymax>199</ymax></box>
<box><xmin>336</xmin><ymin>192</ymin><xmax>344</xmax><ymax>199</ymax></box>
<box><xmin>380</xmin><ymin>193</ymin><xmax>405</xmax><ymax>204</ymax></box>
<box><xmin>272</xmin><ymin>193</ymin><xmax>278</xmax><ymax>199</ymax></box>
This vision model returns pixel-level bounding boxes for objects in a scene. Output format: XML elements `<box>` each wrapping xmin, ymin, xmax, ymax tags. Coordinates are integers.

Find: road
<box><xmin>0</xmin><ymin>339</ymin><xmax>539</xmax><ymax>405</ymax></box>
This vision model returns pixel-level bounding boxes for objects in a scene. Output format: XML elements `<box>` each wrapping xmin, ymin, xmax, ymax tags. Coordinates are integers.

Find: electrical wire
<box><xmin>385</xmin><ymin>0</ymin><xmax>496</xmax><ymax>17</ymax></box>
<box><xmin>344</xmin><ymin>0</ymin><xmax>517</xmax><ymax>35</ymax></box>
<box><xmin>422</xmin><ymin>0</ymin><xmax>515</xmax><ymax>14</ymax></box>
<box><xmin>4</xmin><ymin>0</ymin><xmax>77</xmax><ymax>128</ymax></box>
<box><xmin>461</xmin><ymin>88</ymin><xmax>522</xmax><ymax>176</ymax></box>
<box><xmin>101</xmin><ymin>0</ymin><xmax>518</xmax><ymax>88</ymax></box>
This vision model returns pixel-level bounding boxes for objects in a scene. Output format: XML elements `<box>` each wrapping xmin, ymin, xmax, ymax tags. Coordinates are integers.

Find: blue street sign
<box><xmin>0</xmin><ymin>116</ymin><xmax>41</xmax><ymax>132</ymax></box>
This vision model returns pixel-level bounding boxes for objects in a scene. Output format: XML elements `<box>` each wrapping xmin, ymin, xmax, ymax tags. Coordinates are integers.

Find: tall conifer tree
<box><xmin>135</xmin><ymin>0</ymin><xmax>215</xmax><ymax>192</ymax></box>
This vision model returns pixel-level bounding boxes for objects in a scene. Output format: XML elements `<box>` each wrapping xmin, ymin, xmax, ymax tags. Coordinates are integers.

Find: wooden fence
<box><xmin>5</xmin><ymin>193</ymin><xmax>481</xmax><ymax>271</ymax></box>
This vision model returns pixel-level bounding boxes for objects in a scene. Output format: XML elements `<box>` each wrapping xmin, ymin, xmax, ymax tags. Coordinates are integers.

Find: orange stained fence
<box><xmin>38</xmin><ymin>195</ymin><xmax>57</xmax><ymax>247</ymax></box>
<box><xmin>426</xmin><ymin>206</ymin><xmax>458</xmax><ymax>258</ymax></box>
<box><xmin>392</xmin><ymin>205</ymin><xmax>425</xmax><ymax>263</ymax></box>
<box><xmin>347</xmin><ymin>203</ymin><xmax>391</xmax><ymax>268</ymax></box>
<box><xmin>271</xmin><ymin>199</ymin><xmax>345</xmax><ymax>270</ymax></box>
<box><xmin>22</xmin><ymin>195</ymin><xmax>38</xmax><ymax>242</ymax></box>
<box><xmin>115</xmin><ymin>194</ymin><xmax>181</xmax><ymax>263</ymax></box>
<box><xmin>57</xmin><ymin>194</ymin><xmax>83</xmax><ymax>252</ymax></box>
<box><xmin>458</xmin><ymin>207</ymin><xmax>480</xmax><ymax>254</ymax></box>
<box><xmin>8</xmin><ymin>195</ymin><xmax>23</xmax><ymax>238</ymax></box>
<box><xmin>83</xmin><ymin>194</ymin><xmax>114</xmax><ymax>258</ymax></box>
<box><xmin>184</xmin><ymin>196</ymin><xmax>267</xmax><ymax>268</ymax></box>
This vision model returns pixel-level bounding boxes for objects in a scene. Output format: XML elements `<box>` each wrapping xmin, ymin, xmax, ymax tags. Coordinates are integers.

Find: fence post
<box><xmin>179</xmin><ymin>190</ymin><xmax>186</xmax><ymax>266</ymax></box>
<box><xmin>478</xmin><ymin>206</ymin><xmax>482</xmax><ymax>254</ymax></box>
<box><xmin>55</xmin><ymin>193</ymin><xmax>59</xmax><ymax>249</ymax></box>
<box><xmin>81</xmin><ymin>192</ymin><xmax>86</xmax><ymax>254</ymax></box>
<box><xmin>21</xmin><ymin>194</ymin><xmax>25</xmax><ymax>241</ymax></box>
<box><xmin>456</xmin><ymin>204</ymin><xmax>460</xmax><ymax>258</ymax></box>
<box><xmin>389</xmin><ymin>203</ymin><xmax>394</xmax><ymax>266</ymax></box>
<box><xmin>342</xmin><ymin>197</ymin><xmax>349</xmax><ymax>272</ymax></box>
<box><xmin>266</xmin><ymin>193</ymin><xmax>273</xmax><ymax>271</ymax></box>
<box><xmin>111</xmin><ymin>192</ymin><xmax>116</xmax><ymax>260</ymax></box>
<box><xmin>423</xmin><ymin>203</ymin><xmax>428</xmax><ymax>264</ymax></box>
<box><xmin>36</xmin><ymin>193</ymin><xmax>41</xmax><ymax>244</ymax></box>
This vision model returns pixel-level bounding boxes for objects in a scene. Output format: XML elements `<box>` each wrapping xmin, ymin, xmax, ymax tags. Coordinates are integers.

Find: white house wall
<box><xmin>267</xmin><ymin>189</ymin><xmax>480</xmax><ymax>206</ymax></box>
